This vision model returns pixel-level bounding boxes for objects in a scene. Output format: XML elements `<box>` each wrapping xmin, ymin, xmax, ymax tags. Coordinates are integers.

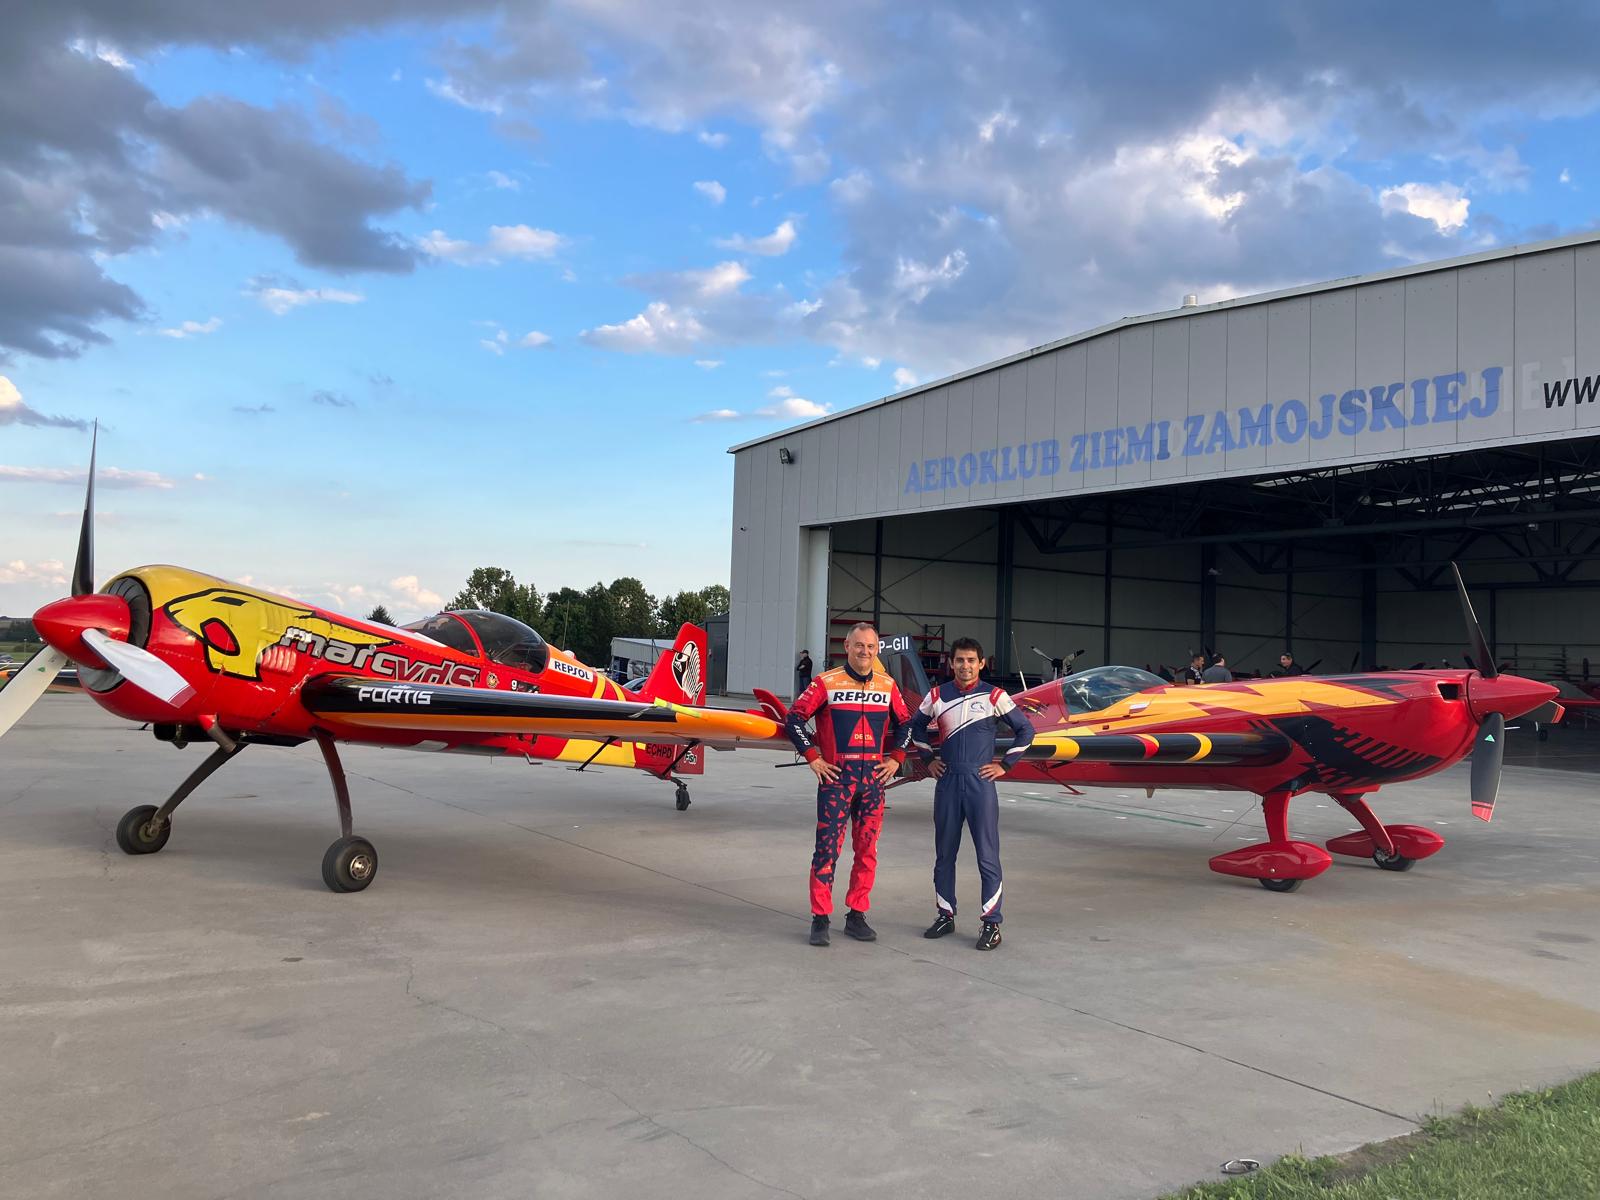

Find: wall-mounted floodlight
<box><xmin>778</xmin><ymin>447</ymin><xmax>795</xmax><ymax>464</ymax></box>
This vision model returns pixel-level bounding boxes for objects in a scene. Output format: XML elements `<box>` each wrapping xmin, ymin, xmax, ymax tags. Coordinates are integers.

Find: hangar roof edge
<box><xmin>727</xmin><ymin>225</ymin><xmax>1600</xmax><ymax>454</ymax></box>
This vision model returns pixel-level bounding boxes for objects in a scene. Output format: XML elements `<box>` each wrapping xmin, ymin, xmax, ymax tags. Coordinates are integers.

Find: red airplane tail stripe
<box><xmin>638</xmin><ymin>623</ymin><xmax>708</xmax><ymax>707</ymax></box>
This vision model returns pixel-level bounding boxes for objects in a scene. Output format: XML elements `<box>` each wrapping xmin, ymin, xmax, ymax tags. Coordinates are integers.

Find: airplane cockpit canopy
<box><xmin>1056</xmin><ymin>665</ymin><xmax>1164</xmax><ymax>715</ymax></box>
<box><xmin>404</xmin><ymin>611</ymin><xmax>550</xmax><ymax>673</ymax></box>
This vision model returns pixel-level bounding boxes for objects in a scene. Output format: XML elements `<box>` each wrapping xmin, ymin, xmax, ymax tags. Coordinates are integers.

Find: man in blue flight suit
<box><xmin>910</xmin><ymin>637</ymin><xmax>1035</xmax><ymax>951</ymax></box>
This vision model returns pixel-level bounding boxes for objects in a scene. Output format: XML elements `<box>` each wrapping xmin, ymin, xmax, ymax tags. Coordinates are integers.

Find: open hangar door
<box><xmin>824</xmin><ymin>436</ymin><xmax>1600</xmax><ymax>686</ymax></box>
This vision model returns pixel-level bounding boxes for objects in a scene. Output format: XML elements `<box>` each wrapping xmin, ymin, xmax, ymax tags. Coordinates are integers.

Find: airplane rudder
<box><xmin>641</xmin><ymin>622</ymin><xmax>708</xmax><ymax>705</ymax></box>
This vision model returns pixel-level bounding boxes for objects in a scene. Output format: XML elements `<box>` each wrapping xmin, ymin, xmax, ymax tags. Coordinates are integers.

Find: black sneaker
<box><xmin>923</xmin><ymin>912</ymin><xmax>955</xmax><ymax>939</ymax></box>
<box><xmin>976</xmin><ymin>922</ymin><xmax>1002</xmax><ymax>951</ymax></box>
<box><xmin>809</xmin><ymin>915</ymin><xmax>830</xmax><ymax>947</ymax></box>
<box><xmin>844</xmin><ymin>910</ymin><xmax>877</xmax><ymax>941</ymax></box>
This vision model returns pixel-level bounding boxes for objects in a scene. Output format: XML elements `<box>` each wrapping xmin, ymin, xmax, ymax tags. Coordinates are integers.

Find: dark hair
<box><xmin>950</xmin><ymin>636</ymin><xmax>984</xmax><ymax>658</ymax></box>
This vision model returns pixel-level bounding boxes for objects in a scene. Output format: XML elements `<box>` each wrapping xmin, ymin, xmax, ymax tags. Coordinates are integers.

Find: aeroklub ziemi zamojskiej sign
<box><xmin>904</xmin><ymin>366</ymin><xmax>1506</xmax><ymax>495</ymax></box>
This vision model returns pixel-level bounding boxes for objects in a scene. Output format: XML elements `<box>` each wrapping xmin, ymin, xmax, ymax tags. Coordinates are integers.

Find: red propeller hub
<box><xmin>1468</xmin><ymin>673</ymin><xmax>1559</xmax><ymax>722</ymax></box>
<box><xmin>33</xmin><ymin>594</ymin><xmax>131</xmax><ymax>669</ymax></box>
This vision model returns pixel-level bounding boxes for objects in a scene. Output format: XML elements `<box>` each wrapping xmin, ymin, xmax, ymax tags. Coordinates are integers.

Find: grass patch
<box><xmin>1161</xmin><ymin>1071</ymin><xmax>1600</xmax><ymax>1199</ymax></box>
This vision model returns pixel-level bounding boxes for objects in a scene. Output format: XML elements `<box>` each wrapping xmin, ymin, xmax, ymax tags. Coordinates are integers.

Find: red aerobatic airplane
<box><xmin>867</xmin><ymin>575</ymin><xmax>1561</xmax><ymax>891</ymax></box>
<box><xmin>0</xmin><ymin>435</ymin><xmax>1562</xmax><ymax>895</ymax></box>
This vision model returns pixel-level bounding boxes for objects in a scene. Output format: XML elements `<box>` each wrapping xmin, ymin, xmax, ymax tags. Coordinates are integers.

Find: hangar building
<box><xmin>727</xmin><ymin>230</ymin><xmax>1600</xmax><ymax>696</ymax></box>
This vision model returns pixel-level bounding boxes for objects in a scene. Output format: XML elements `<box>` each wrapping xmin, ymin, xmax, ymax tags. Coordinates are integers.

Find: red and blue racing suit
<box><xmin>786</xmin><ymin>665</ymin><xmax>913</xmax><ymax>917</ymax></box>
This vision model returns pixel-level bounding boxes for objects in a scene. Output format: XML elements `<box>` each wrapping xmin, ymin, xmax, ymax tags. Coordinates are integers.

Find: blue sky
<box><xmin>4</xmin><ymin>2</ymin><xmax>1599</xmax><ymax>621</ymax></box>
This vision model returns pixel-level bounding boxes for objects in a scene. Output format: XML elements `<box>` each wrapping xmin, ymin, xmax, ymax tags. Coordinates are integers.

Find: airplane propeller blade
<box><xmin>1451</xmin><ymin>561</ymin><xmax>1497</xmax><ymax>680</ymax></box>
<box><xmin>1470</xmin><ymin>710</ymin><xmax>1505</xmax><ymax>822</ymax></box>
<box><xmin>72</xmin><ymin>422</ymin><xmax>97</xmax><ymax>597</ymax></box>
<box><xmin>0</xmin><ymin>646</ymin><xmax>71</xmax><ymax>738</ymax></box>
<box><xmin>81</xmin><ymin>629</ymin><xmax>194</xmax><ymax>706</ymax></box>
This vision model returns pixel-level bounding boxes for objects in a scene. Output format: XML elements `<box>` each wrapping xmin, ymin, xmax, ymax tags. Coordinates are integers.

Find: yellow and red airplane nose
<box><xmin>34</xmin><ymin>594</ymin><xmax>131</xmax><ymax>668</ymax></box>
<box><xmin>1467</xmin><ymin>674</ymin><xmax>1559</xmax><ymax>721</ymax></box>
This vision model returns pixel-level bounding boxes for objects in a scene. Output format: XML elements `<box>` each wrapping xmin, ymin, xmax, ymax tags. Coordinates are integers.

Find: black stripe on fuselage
<box><xmin>302</xmin><ymin>675</ymin><xmax>681</xmax><ymax>724</ymax></box>
<box><xmin>1014</xmin><ymin>732</ymin><xmax>1291</xmax><ymax>765</ymax></box>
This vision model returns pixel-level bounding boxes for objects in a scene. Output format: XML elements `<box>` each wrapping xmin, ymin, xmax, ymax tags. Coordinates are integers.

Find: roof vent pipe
<box><xmin>1181</xmin><ymin>294</ymin><xmax>1198</xmax><ymax>308</ymax></box>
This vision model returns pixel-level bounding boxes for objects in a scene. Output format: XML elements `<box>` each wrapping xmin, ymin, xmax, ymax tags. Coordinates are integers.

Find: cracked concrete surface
<box><xmin>3</xmin><ymin>698</ymin><xmax>1599</xmax><ymax>1198</ymax></box>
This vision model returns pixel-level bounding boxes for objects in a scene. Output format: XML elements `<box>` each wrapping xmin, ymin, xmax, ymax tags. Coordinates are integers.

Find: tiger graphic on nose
<box><xmin>165</xmin><ymin>588</ymin><xmax>391</xmax><ymax>679</ymax></box>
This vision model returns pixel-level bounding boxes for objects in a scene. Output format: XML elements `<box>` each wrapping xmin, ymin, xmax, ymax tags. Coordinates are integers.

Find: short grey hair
<box><xmin>845</xmin><ymin>622</ymin><xmax>877</xmax><ymax>639</ymax></box>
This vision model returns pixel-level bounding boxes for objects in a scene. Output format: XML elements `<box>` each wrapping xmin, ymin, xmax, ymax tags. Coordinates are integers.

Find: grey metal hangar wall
<box><xmin>727</xmin><ymin>230</ymin><xmax>1600</xmax><ymax>695</ymax></box>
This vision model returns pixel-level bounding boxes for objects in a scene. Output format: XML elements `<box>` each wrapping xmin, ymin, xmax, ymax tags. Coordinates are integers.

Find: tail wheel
<box><xmin>116</xmin><ymin>804</ymin><xmax>171</xmax><ymax>855</ymax></box>
<box><xmin>322</xmin><ymin>836</ymin><xmax>378</xmax><ymax>893</ymax></box>
<box><xmin>1259</xmin><ymin>877</ymin><xmax>1302</xmax><ymax>893</ymax></box>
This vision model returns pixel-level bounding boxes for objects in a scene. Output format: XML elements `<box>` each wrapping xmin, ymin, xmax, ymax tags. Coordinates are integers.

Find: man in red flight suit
<box><xmin>785</xmin><ymin>622</ymin><xmax>913</xmax><ymax>947</ymax></box>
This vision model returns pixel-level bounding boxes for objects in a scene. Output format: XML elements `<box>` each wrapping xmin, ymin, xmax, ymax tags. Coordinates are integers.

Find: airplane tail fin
<box><xmin>639</xmin><ymin>623</ymin><xmax>708</xmax><ymax>707</ymax></box>
<box><xmin>636</xmin><ymin>624</ymin><xmax>709</xmax><ymax>778</ymax></box>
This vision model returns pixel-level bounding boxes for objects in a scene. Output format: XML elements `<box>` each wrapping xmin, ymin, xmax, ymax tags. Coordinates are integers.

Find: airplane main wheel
<box><xmin>1259</xmin><ymin>877</ymin><xmax>1302</xmax><ymax>893</ymax></box>
<box><xmin>116</xmin><ymin>805</ymin><xmax>171</xmax><ymax>855</ymax></box>
<box><xmin>1373</xmin><ymin>847</ymin><xmax>1416</xmax><ymax>872</ymax></box>
<box><xmin>322</xmin><ymin>836</ymin><xmax>378</xmax><ymax>893</ymax></box>
<box><xmin>675</xmin><ymin>785</ymin><xmax>692</xmax><ymax>812</ymax></box>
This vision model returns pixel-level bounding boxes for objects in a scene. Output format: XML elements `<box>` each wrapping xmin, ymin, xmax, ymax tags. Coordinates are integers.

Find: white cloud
<box><xmin>693</xmin><ymin>180</ymin><xmax>727</xmax><ymax>205</ymax></box>
<box><xmin>156</xmin><ymin>317</ymin><xmax>222</xmax><ymax>339</ymax></box>
<box><xmin>893</xmin><ymin>367</ymin><xmax>917</xmax><ymax>388</ymax></box>
<box><xmin>698</xmin><ymin>131</ymin><xmax>729</xmax><ymax>148</ymax></box>
<box><xmin>830</xmin><ymin>170</ymin><xmax>871</xmax><ymax>204</ymax></box>
<box><xmin>715</xmin><ymin>218</ymin><xmax>797</xmax><ymax>256</ymax></box>
<box><xmin>0</xmin><ymin>559</ymin><xmax>68</xmax><ymax>587</ymax></box>
<box><xmin>1560</xmin><ymin>167</ymin><xmax>1573</xmax><ymax>185</ymax></box>
<box><xmin>1380</xmin><ymin>182</ymin><xmax>1470</xmax><ymax>233</ymax></box>
<box><xmin>693</xmin><ymin>386</ymin><xmax>832</xmax><ymax>423</ymax></box>
<box><xmin>682</xmin><ymin>260</ymin><xmax>750</xmax><ymax>298</ymax></box>
<box><xmin>425</xmin><ymin>77</ymin><xmax>503</xmax><ymax>115</ymax></box>
<box><xmin>893</xmin><ymin>251</ymin><xmax>968</xmax><ymax>303</ymax></box>
<box><xmin>582</xmin><ymin>302</ymin><xmax>708</xmax><ymax>353</ymax></box>
<box><xmin>861</xmin><ymin>356</ymin><xmax>881</xmax><ymax>369</ymax></box>
<box><xmin>694</xmin><ymin>359</ymin><xmax>724</xmax><ymax>369</ymax></box>
<box><xmin>69</xmin><ymin>39</ymin><xmax>132</xmax><ymax>71</ymax></box>
<box><xmin>519</xmin><ymin>330</ymin><xmax>552</xmax><ymax>347</ymax></box>
<box><xmin>0</xmin><ymin>465</ymin><xmax>176</xmax><ymax>489</ymax></box>
<box><xmin>252</xmin><ymin>285</ymin><xmax>364</xmax><ymax>316</ymax></box>
<box><xmin>487</xmin><ymin>170</ymin><xmax>521</xmax><ymax>190</ymax></box>
<box><xmin>480</xmin><ymin>329</ymin><xmax>510</xmax><ymax>355</ymax></box>
<box><xmin>421</xmin><ymin>224</ymin><xmax>566</xmax><ymax>265</ymax></box>
<box><xmin>389</xmin><ymin>574</ymin><xmax>443</xmax><ymax>610</ymax></box>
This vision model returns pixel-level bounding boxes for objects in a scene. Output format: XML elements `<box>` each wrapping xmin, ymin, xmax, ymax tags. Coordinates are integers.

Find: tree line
<box><xmin>367</xmin><ymin>567</ymin><xmax>729</xmax><ymax>669</ymax></box>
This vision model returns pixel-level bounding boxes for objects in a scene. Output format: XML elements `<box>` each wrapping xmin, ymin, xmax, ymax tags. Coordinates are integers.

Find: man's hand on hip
<box><xmin>978</xmin><ymin>763</ymin><xmax>1006</xmax><ymax>781</ymax></box>
<box><xmin>873</xmin><ymin>760</ymin><xmax>899</xmax><ymax>785</ymax></box>
<box><xmin>928</xmin><ymin>760</ymin><xmax>946</xmax><ymax>779</ymax></box>
<box><xmin>808</xmin><ymin>758</ymin><xmax>842</xmax><ymax>784</ymax></box>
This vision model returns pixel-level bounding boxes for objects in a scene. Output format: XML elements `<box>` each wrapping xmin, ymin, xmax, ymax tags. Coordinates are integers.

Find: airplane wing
<box><xmin>1018</xmin><ymin>729</ymin><xmax>1292</xmax><ymax>765</ymax></box>
<box><xmin>300</xmin><ymin>676</ymin><xmax>788</xmax><ymax>749</ymax></box>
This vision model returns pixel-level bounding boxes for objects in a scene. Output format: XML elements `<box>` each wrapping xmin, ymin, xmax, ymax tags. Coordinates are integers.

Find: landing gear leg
<box><xmin>1207</xmin><ymin>788</ymin><xmax>1333</xmax><ymax>892</ymax></box>
<box><xmin>1326</xmin><ymin>792</ymin><xmax>1444</xmax><ymax>871</ymax></box>
<box><xmin>115</xmin><ymin>731</ymin><xmax>245</xmax><ymax>855</ymax></box>
<box><xmin>659</xmin><ymin>740</ymin><xmax>700</xmax><ymax>811</ymax></box>
<box><xmin>314</xmin><ymin>730</ymin><xmax>377</xmax><ymax>893</ymax></box>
